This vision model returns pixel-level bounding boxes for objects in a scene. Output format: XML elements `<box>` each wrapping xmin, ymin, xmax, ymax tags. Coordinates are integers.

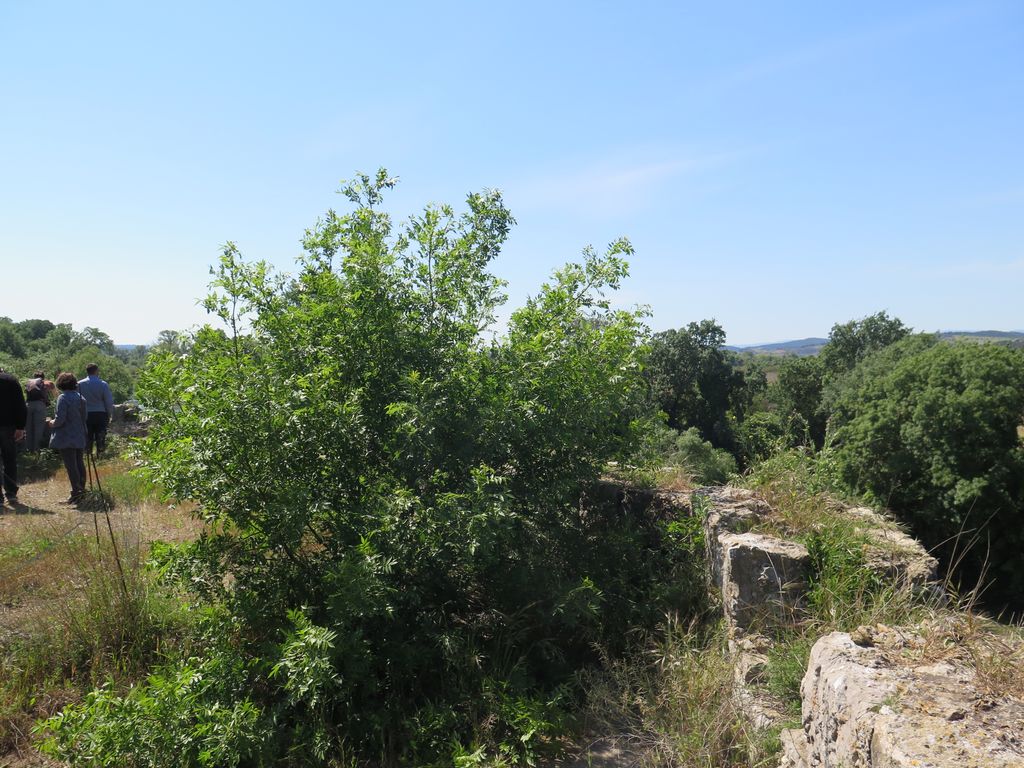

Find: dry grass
<box><xmin>1</xmin><ymin>470</ymin><xmax>199</xmax><ymax>633</ymax></box>
<box><xmin>0</xmin><ymin>455</ymin><xmax>203</xmax><ymax>760</ymax></box>
<box><xmin>743</xmin><ymin>454</ymin><xmax>902</xmax><ymax>541</ymax></box>
<box><xmin>580</xmin><ymin>619</ymin><xmax>778</xmax><ymax>768</ymax></box>
<box><xmin>907</xmin><ymin>611</ymin><xmax>1024</xmax><ymax>701</ymax></box>
<box><xmin>650</xmin><ymin>466</ymin><xmax>694</xmax><ymax>493</ymax></box>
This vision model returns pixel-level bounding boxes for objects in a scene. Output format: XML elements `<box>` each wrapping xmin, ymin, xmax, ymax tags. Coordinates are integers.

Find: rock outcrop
<box><xmin>702</xmin><ymin>486</ymin><xmax>808</xmax><ymax>634</ymax></box>
<box><xmin>697</xmin><ymin>486</ymin><xmax>1023</xmax><ymax>768</ymax></box>
<box><xmin>781</xmin><ymin>627</ymin><xmax>1024</xmax><ymax>767</ymax></box>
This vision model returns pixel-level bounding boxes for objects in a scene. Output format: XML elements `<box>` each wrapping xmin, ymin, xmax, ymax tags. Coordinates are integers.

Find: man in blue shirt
<box><xmin>78</xmin><ymin>363</ymin><xmax>114</xmax><ymax>455</ymax></box>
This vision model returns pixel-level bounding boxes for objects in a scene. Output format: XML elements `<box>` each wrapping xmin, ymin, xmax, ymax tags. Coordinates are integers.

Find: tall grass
<box><xmin>0</xmin><ymin>514</ymin><xmax>187</xmax><ymax>755</ymax></box>
<box><xmin>580</xmin><ymin>619</ymin><xmax>778</xmax><ymax>768</ymax></box>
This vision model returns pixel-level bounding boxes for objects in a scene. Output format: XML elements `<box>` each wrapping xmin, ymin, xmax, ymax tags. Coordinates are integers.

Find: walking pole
<box><xmin>89</xmin><ymin>448</ymin><xmax>104</xmax><ymax>496</ymax></box>
<box><xmin>88</xmin><ymin>444</ymin><xmax>127</xmax><ymax>598</ymax></box>
<box><xmin>85</xmin><ymin>440</ymin><xmax>95</xmax><ymax>491</ymax></box>
<box><xmin>87</xmin><ymin>445</ymin><xmax>101</xmax><ymax>547</ymax></box>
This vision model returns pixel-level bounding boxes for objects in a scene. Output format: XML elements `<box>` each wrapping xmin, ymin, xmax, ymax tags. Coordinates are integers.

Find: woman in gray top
<box><xmin>48</xmin><ymin>372</ymin><xmax>88</xmax><ymax>503</ymax></box>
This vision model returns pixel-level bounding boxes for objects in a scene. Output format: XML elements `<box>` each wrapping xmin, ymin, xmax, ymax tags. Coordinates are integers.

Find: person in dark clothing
<box><xmin>0</xmin><ymin>368</ymin><xmax>28</xmax><ymax>505</ymax></box>
<box><xmin>24</xmin><ymin>370</ymin><xmax>51</xmax><ymax>452</ymax></box>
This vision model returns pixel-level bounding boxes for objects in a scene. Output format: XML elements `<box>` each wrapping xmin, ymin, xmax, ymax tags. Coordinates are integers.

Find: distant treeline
<box><xmin>647</xmin><ymin>312</ymin><xmax>1024</xmax><ymax>612</ymax></box>
<box><xmin>727</xmin><ymin>329</ymin><xmax>1024</xmax><ymax>357</ymax></box>
<box><xmin>0</xmin><ymin>317</ymin><xmax>159</xmax><ymax>402</ymax></box>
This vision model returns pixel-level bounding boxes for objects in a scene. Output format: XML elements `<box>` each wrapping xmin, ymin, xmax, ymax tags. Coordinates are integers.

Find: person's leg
<box><xmin>59</xmin><ymin>448</ymin><xmax>81</xmax><ymax>499</ymax></box>
<box><xmin>26</xmin><ymin>401</ymin><xmax>46</xmax><ymax>452</ymax></box>
<box><xmin>74</xmin><ymin>448</ymin><xmax>87</xmax><ymax>495</ymax></box>
<box><xmin>0</xmin><ymin>427</ymin><xmax>18</xmax><ymax>500</ymax></box>
<box><xmin>75</xmin><ymin>449</ymin><xmax>87</xmax><ymax>495</ymax></box>
<box><xmin>25</xmin><ymin>402</ymin><xmax>36</xmax><ymax>451</ymax></box>
<box><xmin>34</xmin><ymin>401</ymin><xmax>47</xmax><ymax>450</ymax></box>
<box><xmin>85</xmin><ymin>413</ymin><xmax>99</xmax><ymax>455</ymax></box>
<box><xmin>95</xmin><ymin>412</ymin><xmax>109</xmax><ymax>453</ymax></box>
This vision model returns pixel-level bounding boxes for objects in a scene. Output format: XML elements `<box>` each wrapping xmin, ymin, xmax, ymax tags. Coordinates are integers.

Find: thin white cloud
<box><xmin>693</xmin><ymin>1</ymin><xmax>996</xmax><ymax>94</ymax></box>
<box><xmin>875</xmin><ymin>256</ymin><xmax>1024</xmax><ymax>279</ymax></box>
<box><xmin>506</xmin><ymin>150</ymin><xmax>742</xmax><ymax>218</ymax></box>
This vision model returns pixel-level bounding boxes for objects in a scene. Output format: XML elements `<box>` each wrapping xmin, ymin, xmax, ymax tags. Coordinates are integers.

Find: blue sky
<box><xmin>1</xmin><ymin>1</ymin><xmax>1021</xmax><ymax>345</ymax></box>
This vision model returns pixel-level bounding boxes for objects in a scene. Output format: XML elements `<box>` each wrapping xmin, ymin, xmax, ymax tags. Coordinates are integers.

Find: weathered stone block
<box><xmin>795</xmin><ymin>630</ymin><xmax>1024</xmax><ymax>767</ymax></box>
<box><xmin>719</xmin><ymin>532</ymin><xmax>809</xmax><ymax>633</ymax></box>
<box><xmin>779</xmin><ymin>728</ymin><xmax>810</xmax><ymax>768</ymax></box>
<box><xmin>700</xmin><ymin>485</ymin><xmax>771</xmax><ymax>596</ymax></box>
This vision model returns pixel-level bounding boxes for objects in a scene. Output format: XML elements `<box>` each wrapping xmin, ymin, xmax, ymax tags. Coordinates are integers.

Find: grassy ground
<box><xmin>576</xmin><ymin>619</ymin><xmax>780</xmax><ymax>768</ymax></box>
<box><xmin>0</xmin><ymin>450</ymin><xmax>202</xmax><ymax>766</ymax></box>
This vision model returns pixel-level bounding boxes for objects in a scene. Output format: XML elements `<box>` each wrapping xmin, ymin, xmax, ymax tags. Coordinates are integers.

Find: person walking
<box><xmin>78</xmin><ymin>363</ymin><xmax>114</xmax><ymax>455</ymax></box>
<box><xmin>0</xmin><ymin>368</ymin><xmax>28</xmax><ymax>506</ymax></box>
<box><xmin>24</xmin><ymin>370</ymin><xmax>51</xmax><ymax>452</ymax></box>
<box><xmin>48</xmin><ymin>372</ymin><xmax>88</xmax><ymax>504</ymax></box>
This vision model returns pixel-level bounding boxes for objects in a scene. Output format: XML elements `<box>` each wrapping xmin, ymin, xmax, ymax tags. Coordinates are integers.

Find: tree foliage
<box><xmin>820</xmin><ymin>310</ymin><xmax>910</xmax><ymax>379</ymax></box>
<box><xmin>42</xmin><ymin>172</ymin><xmax>703</xmax><ymax>765</ymax></box>
<box><xmin>0</xmin><ymin>317</ymin><xmax>136</xmax><ymax>401</ymax></box>
<box><xmin>645</xmin><ymin>320</ymin><xmax>750</xmax><ymax>449</ymax></box>
<box><xmin>830</xmin><ymin>339</ymin><xmax>1024</xmax><ymax>606</ymax></box>
<box><xmin>752</xmin><ymin>312</ymin><xmax>910</xmax><ymax>453</ymax></box>
<box><xmin>770</xmin><ymin>356</ymin><xmax>826</xmax><ymax>449</ymax></box>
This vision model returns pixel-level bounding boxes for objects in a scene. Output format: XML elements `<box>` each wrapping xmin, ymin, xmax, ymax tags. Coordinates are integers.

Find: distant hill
<box><xmin>727</xmin><ymin>331</ymin><xmax>1024</xmax><ymax>357</ymax></box>
<box><xmin>938</xmin><ymin>330</ymin><xmax>1024</xmax><ymax>344</ymax></box>
<box><xmin>726</xmin><ymin>338</ymin><xmax>828</xmax><ymax>357</ymax></box>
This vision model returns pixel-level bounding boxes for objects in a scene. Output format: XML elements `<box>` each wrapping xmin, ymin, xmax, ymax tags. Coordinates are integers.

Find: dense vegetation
<box><xmin>6</xmin><ymin>175</ymin><xmax>1022</xmax><ymax>766</ymax></box>
<box><xmin>0</xmin><ymin>317</ymin><xmax>142</xmax><ymax>401</ymax></box>
<box><xmin>38</xmin><ymin>173</ymin><xmax>706</xmax><ymax>766</ymax></box>
<box><xmin>640</xmin><ymin>309</ymin><xmax>1024</xmax><ymax>614</ymax></box>
<box><xmin>829</xmin><ymin>336</ymin><xmax>1024</xmax><ymax>606</ymax></box>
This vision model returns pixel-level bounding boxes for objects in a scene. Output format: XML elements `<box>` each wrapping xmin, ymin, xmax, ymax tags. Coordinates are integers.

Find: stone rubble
<box><xmin>696</xmin><ymin>486</ymin><xmax>1023</xmax><ymax>768</ymax></box>
<box><xmin>787</xmin><ymin>628</ymin><xmax>1024</xmax><ymax>767</ymax></box>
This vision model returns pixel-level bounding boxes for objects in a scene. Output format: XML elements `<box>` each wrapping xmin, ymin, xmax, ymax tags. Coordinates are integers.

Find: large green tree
<box><xmin>770</xmin><ymin>355</ymin><xmax>826</xmax><ymax>448</ymax></box>
<box><xmin>645</xmin><ymin>319</ymin><xmax>748</xmax><ymax>449</ymax></box>
<box><xmin>42</xmin><ymin>172</ymin><xmax>701</xmax><ymax>766</ymax></box>
<box><xmin>820</xmin><ymin>310</ymin><xmax>910</xmax><ymax>379</ymax></box>
<box><xmin>830</xmin><ymin>339</ymin><xmax>1024</xmax><ymax>607</ymax></box>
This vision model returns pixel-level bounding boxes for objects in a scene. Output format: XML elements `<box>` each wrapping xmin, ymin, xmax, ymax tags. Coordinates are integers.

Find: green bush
<box><xmin>829</xmin><ymin>340</ymin><xmax>1024</xmax><ymax>609</ymax></box>
<box><xmin>736</xmin><ymin>411</ymin><xmax>789</xmax><ymax>465</ymax></box>
<box><xmin>639</xmin><ymin>422</ymin><xmax>738</xmax><ymax>485</ymax></box>
<box><xmin>40</xmin><ymin>172</ymin><xmax>702</xmax><ymax>766</ymax></box>
<box><xmin>671</xmin><ymin>428</ymin><xmax>738</xmax><ymax>485</ymax></box>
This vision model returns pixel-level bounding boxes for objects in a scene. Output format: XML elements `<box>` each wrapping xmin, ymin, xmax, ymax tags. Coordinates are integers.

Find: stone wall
<box><xmin>697</xmin><ymin>486</ymin><xmax>1024</xmax><ymax>768</ymax></box>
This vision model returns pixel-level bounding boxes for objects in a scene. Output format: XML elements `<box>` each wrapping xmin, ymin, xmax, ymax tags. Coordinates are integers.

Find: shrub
<box><xmin>40</xmin><ymin>172</ymin><xmax>702</xmax><ymax>765</ymax></box>
<box><xmin>671</xmin><ymin>428</ymin><xmax>738</xmax><ymax>485</ymax></box>
<box><xmin>829</xmin><ymin>341</ymin><xmax>1024</xmax><ymax>609</ymax></box>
